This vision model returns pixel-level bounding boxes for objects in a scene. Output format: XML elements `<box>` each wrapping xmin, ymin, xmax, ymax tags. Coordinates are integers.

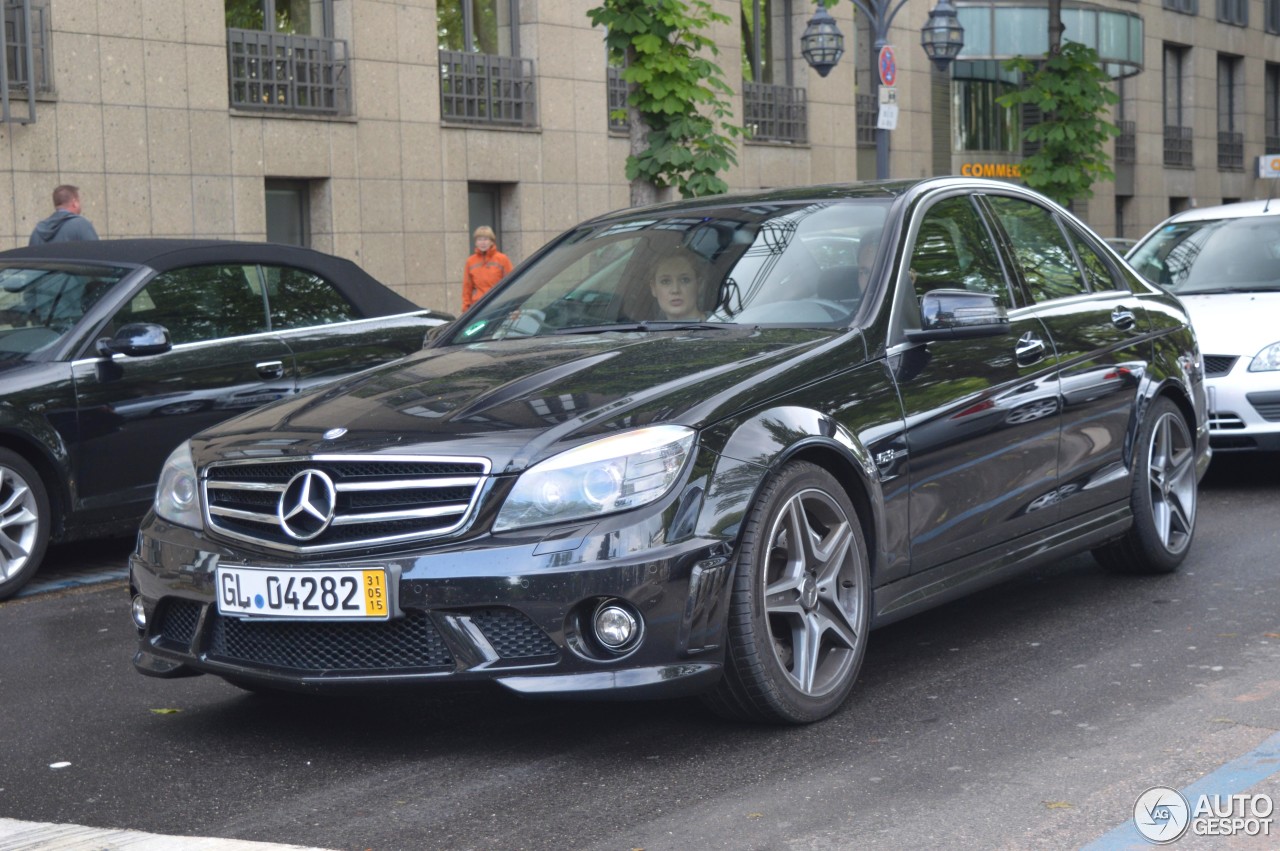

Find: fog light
<box><xmin>131</xmin><ymin>595</ymin><xmax>148</xmax><ymax>629</ymax></box>
<box><xmin>593</xmin><ymin>602</ymin><xmax>638</xmax><ymax>649</ymax></box>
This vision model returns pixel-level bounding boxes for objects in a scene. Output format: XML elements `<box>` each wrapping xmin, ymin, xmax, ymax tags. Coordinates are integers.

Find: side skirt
<box><xmin>870</xmin><ymin>503</ymin><xmax>1132</xmax><ymax>629</ymax></box>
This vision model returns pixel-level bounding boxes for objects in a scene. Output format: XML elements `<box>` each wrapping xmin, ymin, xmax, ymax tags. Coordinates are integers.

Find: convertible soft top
<box><xmin>0</xmin><ymin>238</ymin><xmax>419</xmax><ymax>316</ymax></box>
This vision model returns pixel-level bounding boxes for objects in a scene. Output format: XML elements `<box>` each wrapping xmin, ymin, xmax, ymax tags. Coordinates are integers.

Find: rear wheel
<box><xmin>1094</xmin><ymin>397</ymin><xmax>1197</xmax><ymax>574</ymax></box>
<box><xmin>704</xmin><ymin>462</ymin><xmax>870</xmax><ymax>724</ymax></box>
<box><xmin>0</xmin><ymin>448</ymin><xmax>51</xmax><ymax>601</ymax></box>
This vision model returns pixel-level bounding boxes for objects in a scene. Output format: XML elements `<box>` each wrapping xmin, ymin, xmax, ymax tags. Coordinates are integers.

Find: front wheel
<box><xmin>1094</xmin><ymin>397</ymin><xmax>1197</xmax><ymax>574</ymax></box>
<box><xmin>0</xmin><ymin>449</ymin><xmax>51</xmax><ymax>601</ymax></box>
<box><xmin>704</xmin><ymin>462</ymin><xmax>871</xmax><ymax>724</ymax></box>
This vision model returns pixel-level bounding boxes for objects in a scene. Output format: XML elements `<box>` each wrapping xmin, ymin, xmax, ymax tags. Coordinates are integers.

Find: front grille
<box><xmin>468</xmin><ymin>608</ymin><xmax>559</xmax><ymax>659</ymax></box>
<box><xmin>1203</xmin><ymin>355</ymin><xmax>1238</xmax><ymax>377</ymax></box>
<box><xmin>1248</xmin><ymin>392</ymin><xmax>1280</xmax><ymax>422</ymax></box>
<box><xmin>203</xmin><ymin>454</ymin><xmax>490</xmax><ymax>553</ymax></box>
<box><xmin>152</xmin><ymin>599</ymin><xmax>201</xmax><ymax>649</ymax></box>
<box><xmin>207</xmin><ymin>610</ymin><xmax>454</xmax><ymax>673</ymax></box>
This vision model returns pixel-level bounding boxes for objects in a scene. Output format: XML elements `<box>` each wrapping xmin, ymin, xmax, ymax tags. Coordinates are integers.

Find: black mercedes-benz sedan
<box><xmin>129</xmin><ymin>179</ymin><xmax>1211</xmax><ymax>724</ymax></box>
<box><xmin>0</xmin><ymin>239</ymin><xmax>451</xmax><ymax>599</ymax></box>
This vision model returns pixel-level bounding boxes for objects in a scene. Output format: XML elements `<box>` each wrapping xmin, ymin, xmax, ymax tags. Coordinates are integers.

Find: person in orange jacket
<box><xmin>462</xmin><ymin>226</ymin><xmax>513</xmax><ymax>311</ymax></box>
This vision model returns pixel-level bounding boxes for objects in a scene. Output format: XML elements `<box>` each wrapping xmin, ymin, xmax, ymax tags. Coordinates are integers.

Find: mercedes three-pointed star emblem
<box><xmin>277</xmin><ymin>469</ymin><xmax>337</xmax><ymax>540</ymax></box>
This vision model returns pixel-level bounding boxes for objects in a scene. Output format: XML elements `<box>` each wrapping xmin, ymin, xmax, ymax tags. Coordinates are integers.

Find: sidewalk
<box><xmin>0</xmin><ymin>819</ymin><xmax>335</xmax><ymax>851</ymax></box>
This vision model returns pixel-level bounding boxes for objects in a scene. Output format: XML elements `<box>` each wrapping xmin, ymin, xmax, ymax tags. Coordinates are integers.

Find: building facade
<box><xmin>860</xmin><ymin>0</ymin><xmax>1280</xmax><ymax>240</ymax></box>
<box><xmin>1</xmin><ymin>0</ymin><xmax>1276</xmax><ymax>315</ymax></box>
<box><xmin>0</xmin><ymin>0</ymin><xmax>859</xmax><ymax>314</ymax></box>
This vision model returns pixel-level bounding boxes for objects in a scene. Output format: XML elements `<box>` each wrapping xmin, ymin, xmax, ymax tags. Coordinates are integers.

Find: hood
<box><xmin>29</xmin><ymin>211</ymin><xmax>78</xmax><ymax>244</ymax></box>
<box><xmin>1180</xmin><ymin>292</ymin><xmax>1280</xmax><ymax>358</ymax></box>
<box><xmin>192</xmin><ymin>327</ymin><xmax>856</xmax><ymax>473</ymax></box>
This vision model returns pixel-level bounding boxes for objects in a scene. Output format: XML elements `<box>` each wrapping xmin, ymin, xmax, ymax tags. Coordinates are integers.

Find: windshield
<box><xmin>0</xmin><ymin>263</ymin><xmax>132</xmax><ymax>360</ymax></box>
<box><xmin>1128</xmin><ymin>215</ymin><xmax>1280</xmax><ymax>294</ymax></box>
<box><xmin>450</xmin><ymin>200</ymin><xmax>891</xmax><ymax>343</ymax></box>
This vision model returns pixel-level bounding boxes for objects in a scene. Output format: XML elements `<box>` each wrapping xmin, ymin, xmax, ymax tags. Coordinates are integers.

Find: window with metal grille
<box><xmin>227</xmin><ymin>29</ymin><xmax>350</xmax><ymax>115</ymax></box>
<box><xmin>1217</xmin><ymin>55</ymin><xmax>1243</xmax><ymax>171</ymax></box>
<box><xmin>1267</xmin><ymin>64</ymin><xmax>1280</xmax><ymax>152</ymax></box>
<box><xmin>1163</xmin><ymin>45</ymin><xmax>1192</xmax><ymax>168</ymax></box>
<box><xmin>607</xmin><ymin>64</ymin><xmax>628</xmax><ymax>134</ymax></box>
<box><xmin>1115</xmin><ymin>121</ymin><xmax>1136</xmax><ymax>164</ymax></box>
<box><xmin>2</xmin><ymin>1</ymin><xmax>50</xmax><ymax>123</ymax></box>
<box><xmin>742</xmin><ymin>0</ymin><xmax>807</xmax><ymax>145</ymax></box>
<box><xmin>439</xmin><ymin>50</ymin><xmax>537</xmax><ymax>128</ymax></box>
<box><xmin>744</xmin><ymin>81</ymin><xmax>807</xmax><ymax>144</ymax></box>
<box><xmin>1217</xmin><ymin>0</ymin><xmax>1248</xmax><ymax>24</ymax></box>
<box><xmin>856</xmin><ymin>94</ymin><xmax>876</xmax><ymax>147</ymax></box>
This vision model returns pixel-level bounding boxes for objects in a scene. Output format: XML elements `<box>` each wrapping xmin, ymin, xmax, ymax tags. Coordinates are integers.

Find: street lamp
<box><xmin>845</xmin><ymin>0</ymin><xmax>967</xmax><ymax>178</ymax></box>
<box><xmin>800</xmin><ymin>2</ymin><xmax>845</xmax><ymax>78</ymax></box>
<box><xmin>920</xmin><ymin>0</ymin><xmax>965</xmax><ymax>71</ymax></box>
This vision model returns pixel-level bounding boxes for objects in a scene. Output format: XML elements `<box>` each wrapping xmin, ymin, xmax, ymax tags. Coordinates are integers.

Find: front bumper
<box><xmin>1206</xmin><ymin>371</ymin><xmax>1280</xmax><ymax>452</ymax></box>
<box><xmin>130</xmin><ymin>515</ymin><xmax>734</xmax><ymax>700</ymax></box>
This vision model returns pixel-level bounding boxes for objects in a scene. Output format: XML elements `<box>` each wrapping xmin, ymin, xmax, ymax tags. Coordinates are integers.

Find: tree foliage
<box><xmin>588</xmin><ymin>0</ymin><xmax>742</xmax><ymax>203</ymax></box>
<box><xmin>996</xmin><ymin>42</ymin><xmax>1120</xmax><ymax>206</ymax></box>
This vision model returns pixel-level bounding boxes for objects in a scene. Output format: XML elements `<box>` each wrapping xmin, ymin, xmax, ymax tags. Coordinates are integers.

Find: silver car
<box><xmin>1128</xmin><ymin>200</ymin><xmax>1280</xmax><ymax>452</ymax></box>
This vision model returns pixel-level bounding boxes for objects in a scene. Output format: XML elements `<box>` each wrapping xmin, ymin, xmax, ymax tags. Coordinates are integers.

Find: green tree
<box><xmin>996</xmin><ymin>42</ymin><xmax>1120</xmax><ymax>207</ymax></box>
<box><xmin>588</xmin><ymin>0</ymin><xmax>743</xmax><ymax>204</ymax></box>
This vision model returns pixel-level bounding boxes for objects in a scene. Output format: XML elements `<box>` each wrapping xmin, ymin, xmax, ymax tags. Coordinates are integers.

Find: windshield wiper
<box><xmin>551</xmin><ymin>321</ymin><xmax>735</xmax><ymax>335</ymax></box>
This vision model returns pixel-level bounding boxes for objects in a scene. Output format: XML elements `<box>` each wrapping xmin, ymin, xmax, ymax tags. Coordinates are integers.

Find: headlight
<box><xmin>493</xmin><ymin>425</ymin><xmax>696</xmax><ymax>532</ymax></box>
<box><xmin>154</xmin><ymin>443</ymin><xmax>201</xmax><ymax>529</ymax></box>
<box><xmin>1248</xmin><ymin>342</ymin><xmax>1280</xmax><ymax>372</ymax></box>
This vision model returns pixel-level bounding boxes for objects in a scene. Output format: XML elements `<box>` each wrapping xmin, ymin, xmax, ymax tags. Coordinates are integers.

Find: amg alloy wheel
<box><xmin>706</xmin><ymin>462</ymin><xmax>870</xmax><ymax>724</ymax></box>
<box><xmin>1094</xmin><ymin>396</ymin><xmax>1197</xmax><ymax>574</ymax></box>
<box><xmin>0</xmin><ymin>449</ymin><xmax>51</xmax><ymax>600</ymax></box>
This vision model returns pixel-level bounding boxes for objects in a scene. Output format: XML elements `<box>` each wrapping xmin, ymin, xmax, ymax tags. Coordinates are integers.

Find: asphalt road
<box><xmin>2</xmin><ymin>454</ymin><xmax>1279</xmax><ymax>850</ymax></box>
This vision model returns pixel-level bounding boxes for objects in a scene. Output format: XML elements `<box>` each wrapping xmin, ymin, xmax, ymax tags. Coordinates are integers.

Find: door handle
<box><xmin>1015</xmin><ymin>332</ymin><xmax>1047</xmax><ymax>366</ymax></box>
<box><xmin>1111</xmin><ymin>306</ymin><xmax>1137</xmax><ymax>330</ymax></box>
<box><xmin>256</xmin><ymin>360</ymin><xmax>285</xmax><ymax>380</ymax></box>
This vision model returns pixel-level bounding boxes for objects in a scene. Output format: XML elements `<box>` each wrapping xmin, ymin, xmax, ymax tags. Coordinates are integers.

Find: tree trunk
<box><xmin>626</xmin><ymin>46</ymin><xmax>658</xmax><ymax>208</ymax></box>
<box><xmin>1048</xmin><ymin>0</ymin><xmax>1065</xmax><ymax>56</ymax></box>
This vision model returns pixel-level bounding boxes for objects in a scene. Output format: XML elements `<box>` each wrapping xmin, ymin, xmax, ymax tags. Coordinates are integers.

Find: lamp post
<box><xmin>836</xmin><ymin>0</ymin><xmax>964</xmax><ymax>179</ymax></box>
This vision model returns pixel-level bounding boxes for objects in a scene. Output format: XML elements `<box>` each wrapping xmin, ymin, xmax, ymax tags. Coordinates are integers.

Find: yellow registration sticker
<box><xmin>363</xmin><ymin>569</ymin><xmax>388</xmax><ymax>617</ymax></box>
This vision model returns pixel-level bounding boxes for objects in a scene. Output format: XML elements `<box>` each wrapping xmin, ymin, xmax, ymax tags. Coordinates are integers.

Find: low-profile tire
<box><xmin>0</xmin><ymin>448</ymin><xmax>51</xmax><ymax>601</ymax></box>
<box><xmin>703</xmin><ymin>461</ymin><xmax>871</xmax><ymax>724</ymax></box>
<box><xmin>1094</xmin><ymin>396</ymin><xmax>1197</xmax><ymax>575</ymax></box>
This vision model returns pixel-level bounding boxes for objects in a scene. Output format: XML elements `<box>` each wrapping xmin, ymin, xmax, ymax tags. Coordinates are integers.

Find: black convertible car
<box><xmin>0</xmin><ymin>239</ymin><xmax>451</xmax><ymax>599</ymax></box>
<box><xmin>129</xmin><ymin>179</ymin><xmax>1210</xmax><ymax>724</ymax></box>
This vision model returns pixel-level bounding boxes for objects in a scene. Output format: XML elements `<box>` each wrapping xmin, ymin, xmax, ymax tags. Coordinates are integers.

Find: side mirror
<box><xmin>423</xmin><ymin>320</ymin><xmax>455</xmax><ymax>347</ymax></box>
<box><xmin>905</xmin><ymin>289</ymin><xmax>1010</xmax><ymax>342</ymax></box>
<box><xmin>96</xmin><ymin>323</ymin><xmax>172</xmax><ymax>357</ymax></box>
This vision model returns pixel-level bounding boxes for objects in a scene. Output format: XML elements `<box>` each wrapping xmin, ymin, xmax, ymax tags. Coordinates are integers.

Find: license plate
<box><xmin>215</xmin><ymin>566</ymin><xmax>390</xmax><ymax>620</ymax></box>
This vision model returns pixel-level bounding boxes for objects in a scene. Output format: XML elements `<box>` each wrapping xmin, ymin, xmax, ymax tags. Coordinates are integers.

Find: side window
<box><xmin>986</xmin><ymin>196</ymin><xmax>1088</xmax><ymax>303</ymax></box>
<box><xmin>910</xmin><ymin>196</ymin><xmax>1012</xmax><ymax>308</ymax></box>
<box><xmin>1066</xmin><ymin>227</ymin><xmax>1119</xmax><ymax>291</ymax></box>
<box><xmin>262</xmin><ymin>266</ymin><xmax>358</xmax><ymax>330</ymax></box>
<box><xmin>120</xmin><ymin>265</ymin><xmax>265</xmax><ymax>345</ymax></box>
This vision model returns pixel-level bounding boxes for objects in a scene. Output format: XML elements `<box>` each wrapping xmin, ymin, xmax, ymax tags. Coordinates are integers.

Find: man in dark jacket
<box><xmin>29</xmin><ymin>185</ymin><xmax>99</xmax><ymax>244</ymax></box>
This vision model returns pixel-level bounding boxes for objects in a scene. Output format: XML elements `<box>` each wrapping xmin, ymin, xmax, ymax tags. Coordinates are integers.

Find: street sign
<box><xmin>877</xmin><ymin>103</ymin><xmax>899</xmax><ymax>130</ymax></box>
<box><xmin>878</xmin><ymin>45</ymin><xmax>897</xmax><ymax>88</ymax></box>
<box><xmin>878</xmin><ymin>87</ymin><xmax>898</xmax><ymax>106</ymax></box>
<box><xmin>1259</xmin><ymin>154</ymin><xmax>1280</xmax><ymax>179</ymax></box>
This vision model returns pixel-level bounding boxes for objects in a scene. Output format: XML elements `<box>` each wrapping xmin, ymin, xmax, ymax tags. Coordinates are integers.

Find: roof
<box><xmin>0</xmin><ymin>238</ymin><xmax>421</xmax><ymax>316</ymax></box>
<box><xmin>1163</xmin><ymin>199</ymin><xmax>1280</xmax><ymax>223</ymax></box>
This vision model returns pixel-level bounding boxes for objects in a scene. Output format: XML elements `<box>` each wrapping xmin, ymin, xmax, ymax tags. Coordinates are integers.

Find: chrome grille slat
<box><xmin>202</xmin><ymin>454</ymin><xmax>491</xmax><ymax>554</ymax></box>
<box><xmin>331</xmin><ymin>503</ymin><xmax>474</xmax><ymax>525</ymax></box>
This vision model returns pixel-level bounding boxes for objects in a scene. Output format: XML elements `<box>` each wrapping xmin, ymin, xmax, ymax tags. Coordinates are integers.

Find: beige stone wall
<box><xmin>3</xmin><ymin>0</ymin><xmax>866</xmax><ymax>317</ymax></box>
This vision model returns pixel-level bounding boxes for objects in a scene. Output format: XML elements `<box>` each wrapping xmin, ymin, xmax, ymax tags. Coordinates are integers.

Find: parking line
<box><xmin>1081</xmin><ymin>729</ymin><xmax>1280</xmax><ymax>850</ymax></box>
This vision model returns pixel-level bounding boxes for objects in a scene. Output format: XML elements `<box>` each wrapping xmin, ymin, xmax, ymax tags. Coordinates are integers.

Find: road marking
<box><xmin>0</xmin><ymin>818</ymin><xmax>335</xmax><ymax>850</ymax></box>
<box><xmin>1081</xmin><ymin>729</ymin><xmax>1280</xmax><ymax>849</ymax></box>
<box><xmin>15</xmin><ymin>566</ymin><xmax>128</xmax><ymax>599</ymax></box>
